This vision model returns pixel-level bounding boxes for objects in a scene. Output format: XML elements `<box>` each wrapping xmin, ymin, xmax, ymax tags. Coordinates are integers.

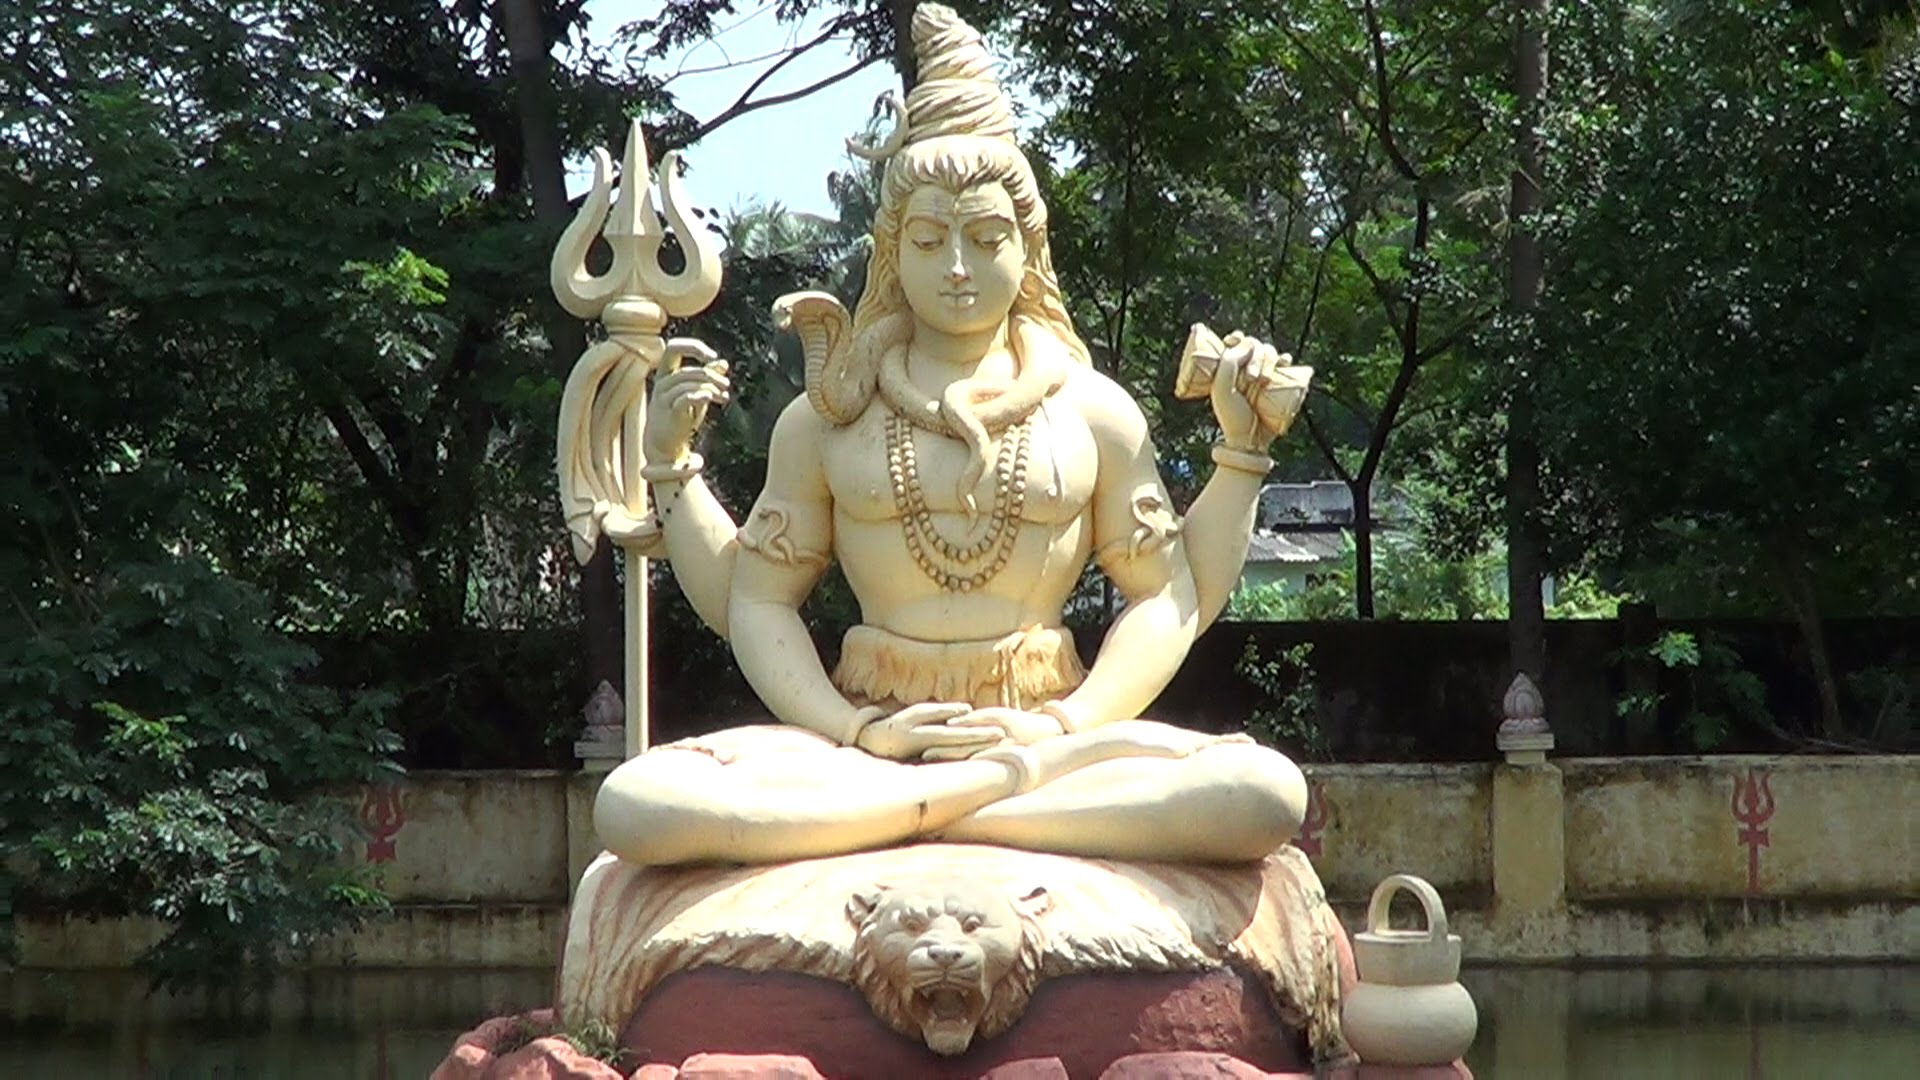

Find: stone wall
<box><xmin>11</xmin><ymin>755</ymin><xmax>1914</xmax><ymax>968</ymax></box>
<box><xmin>1305</xmin><ymin>755</ymin><xmax>1917</xmax><ymax>962</ymax></box>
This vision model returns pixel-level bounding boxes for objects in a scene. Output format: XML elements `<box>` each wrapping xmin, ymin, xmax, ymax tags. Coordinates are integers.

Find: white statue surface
<box><xmin>552</xmin><ymin>5</ymin><xmax>1343</xmax><ymax>1064</ymax></box>
<box><xmin>588</xmin><ymin>3</ymin><xmax>1314</xmax><ymax>870</ymax></box>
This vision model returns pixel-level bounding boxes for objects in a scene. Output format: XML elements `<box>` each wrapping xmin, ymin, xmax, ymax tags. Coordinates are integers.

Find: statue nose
<box><xmin>944</xmin><ymin>249</ymin><xmax>968</xmax><ymax>284</ymax></box>
<box><xmin>925</xmin><ymin>944</ymin><xmax>964</xmax><ymax>966</ymax></box>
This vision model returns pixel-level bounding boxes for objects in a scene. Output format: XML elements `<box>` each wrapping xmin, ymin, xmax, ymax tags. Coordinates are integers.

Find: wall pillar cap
<box><xmin>1498</xmin><ymin>671</ymin><xmax>1554</xmax><ymax>764</ymax></box>
<box><xmin>577</xmin><ymin>680</ymin><xmax>626</xmax><ymax>773</ymax></box>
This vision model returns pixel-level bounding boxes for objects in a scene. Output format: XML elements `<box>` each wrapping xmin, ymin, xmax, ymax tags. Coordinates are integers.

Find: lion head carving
<box><xmin>846</xmin><ymin>877</ymin><xmax>1051</xmax><ymax>1055</ymax></box>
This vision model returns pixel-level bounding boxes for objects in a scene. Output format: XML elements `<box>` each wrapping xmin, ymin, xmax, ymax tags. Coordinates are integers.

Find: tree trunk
<box><xmin>1505</xmin><ymin>0</ymin><xmax>1549</xmax><ymax>683</ymax></box>
<box><xmin>891</xmin><ymin>0</ymin><xmax>918</xmax><ymax>90</ymax></box>
<box><xmin>495</xmin><ymin>0</ymin><xmax>623</xmax><ymax>700</ymax></box>
<box><xmin>1352</xmin><ymin>478</ymin><xmax>1375</xmax><ymax>618</ymax></box>
<box><xmin>1780</xmin><ymin>558</ymin><xmax>1846</xmax><ymax>739</ymax></box>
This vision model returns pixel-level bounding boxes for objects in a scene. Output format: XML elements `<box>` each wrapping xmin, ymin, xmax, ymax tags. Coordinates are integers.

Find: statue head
<box><xmin>815</xmin><ymin>4</ymin><xmax>1089</xmax><ymax>427</ymax></box>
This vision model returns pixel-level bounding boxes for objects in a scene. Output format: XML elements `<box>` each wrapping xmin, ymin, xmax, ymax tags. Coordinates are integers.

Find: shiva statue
<box><xmin>592</xmin><ymin>3</ymin><xmax>1314</xmax><ymax>868</ymax></box>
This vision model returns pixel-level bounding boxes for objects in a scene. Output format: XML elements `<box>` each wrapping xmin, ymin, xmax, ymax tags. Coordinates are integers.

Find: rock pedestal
<box><xmin>433</xmin><ymin>850</ymin><xmax>1485</xmax><ymax>1078</ymax></box>
<box><xmin>556</xmin><ymin>844</ymin><xmax>1351</xmax><ymax>1074</ymax></box>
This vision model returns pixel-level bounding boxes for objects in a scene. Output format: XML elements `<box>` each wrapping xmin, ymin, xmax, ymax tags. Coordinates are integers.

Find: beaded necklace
<box><xmin>884</xmin><ymin>412</ymin><xmax>1031</xmax><ymax>592</ymax></box>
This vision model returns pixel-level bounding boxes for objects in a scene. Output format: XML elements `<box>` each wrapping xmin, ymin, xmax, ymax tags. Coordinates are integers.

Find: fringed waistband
<box><xmin>831</xmin><ymin>624</ymin><xmax>1086</xmax><ymax>711</ymax></box>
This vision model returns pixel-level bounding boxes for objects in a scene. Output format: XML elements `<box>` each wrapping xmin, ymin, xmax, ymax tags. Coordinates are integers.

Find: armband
<box><xmin>1210</xmin><ymin>443</ymin><xmax>1275</xmax><ymax>476</ymax></box>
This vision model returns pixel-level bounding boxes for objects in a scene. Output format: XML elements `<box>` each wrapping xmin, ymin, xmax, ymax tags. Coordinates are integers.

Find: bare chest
<box><xmin>825</xmin><ymin>401</ymin><xmax>1097</xmax><ymax>525</ymax></box>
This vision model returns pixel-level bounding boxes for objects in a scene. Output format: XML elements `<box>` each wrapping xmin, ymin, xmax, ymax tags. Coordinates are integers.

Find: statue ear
<box><xmin>1015</xmin><ymin>886</ymin><xmax>1051</xmax><ymax>918</ymax></box>
<box><xmin>848</xmin><ymin>886</ymin><xmax>887</xmax><ymax>925</ymax></box>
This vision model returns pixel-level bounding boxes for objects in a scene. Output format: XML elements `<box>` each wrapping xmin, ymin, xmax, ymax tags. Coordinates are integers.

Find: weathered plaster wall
<box><xmin>1561</xmin><ymin>755</ymin><xmax>1918</xmax><ymax>900</ymax></box>
<box><xmin>354</xmin><ymin>770</ymin><xmax>571</xmax><ymax>903</ymax></box>
<box><xmin>1300</xmin><ymin>763</ymin><xmax>1492</xmax><ymax>904</ymax></box>
<box><xmin>11</xmin><ymin>755</ymin><xmax>1915</xmax><ymax>969</ymax></box>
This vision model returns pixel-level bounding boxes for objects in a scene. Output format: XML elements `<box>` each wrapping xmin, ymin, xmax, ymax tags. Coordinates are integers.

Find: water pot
<box><xmin>1340</xmin><ymin>874</ymin><xmax>1478</xmax><ymax>1066</ymax></box>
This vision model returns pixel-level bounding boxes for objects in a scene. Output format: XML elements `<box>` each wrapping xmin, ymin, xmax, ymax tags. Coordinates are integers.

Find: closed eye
<box><xmin>907</xmin><ymin>224</ymin><xmax>948</xmax><ymax>252</ymax></box>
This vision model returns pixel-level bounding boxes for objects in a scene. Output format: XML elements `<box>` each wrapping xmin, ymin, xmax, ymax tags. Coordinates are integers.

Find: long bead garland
<box><xmin>885</xmin><ymin>412</ymin><xmax>1031</xmax><ymax>592</ymax></box>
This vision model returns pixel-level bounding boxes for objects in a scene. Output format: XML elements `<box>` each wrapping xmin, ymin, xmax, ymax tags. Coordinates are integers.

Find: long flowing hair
<box><xmin>810</xmin><ymin>135</ymin><xmax>1090</xmax><ymax>426</ymax></box>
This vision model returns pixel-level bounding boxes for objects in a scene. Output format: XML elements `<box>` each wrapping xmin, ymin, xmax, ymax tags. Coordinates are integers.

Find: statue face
<box><xmin>897</xmin><ymin>183</ymin><xmax>1026</xmax><ymax>338</ymax></box>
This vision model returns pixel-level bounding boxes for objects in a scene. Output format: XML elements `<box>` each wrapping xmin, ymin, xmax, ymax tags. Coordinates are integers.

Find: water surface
<box><xmin>1</xmin><ymin>965</ymin><xmax>1912</xmax><ymax>1077</ymax></box>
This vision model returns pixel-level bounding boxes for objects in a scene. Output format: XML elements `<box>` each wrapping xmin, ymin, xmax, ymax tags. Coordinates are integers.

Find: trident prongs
<box><xmin>551</xmin><ymin>119</ymin><xmax>723</xmax><ymax>324</ymax></box>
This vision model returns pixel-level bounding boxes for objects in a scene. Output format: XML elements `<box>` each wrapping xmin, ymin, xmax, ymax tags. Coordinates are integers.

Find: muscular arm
<box><xmin>652</xmin><ymin>476</ymin><xmax>739</xmax><ymax>637</ymax></box>
<box><xmin>1182</xmin><ymin>463</ymin><xmax>1266</xmax><ymax>632</ymax></box>
<box><xmin>1048</xmin><ymin>375</ymin><xmax>1201</xmax><ymax>730</ymax></box>
<box><xmin>725</xmin><ymin>398</ymin><xmax>871</xmax><ymax>744</ymax></box>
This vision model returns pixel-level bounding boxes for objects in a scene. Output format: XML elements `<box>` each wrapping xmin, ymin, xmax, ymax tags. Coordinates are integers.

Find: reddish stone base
<box><xmin>433</xmin><ymin>988</ymin><xmax>1470</xmax><ymax>1080</ymax></box>
<box><xmin>433</xmin><ymin>1023</ymin><xmax>1471</xmax><ymax>1080</ymax></box>
<box><xmin>621</xmin><ymin>967</ymin><xmax>1309</xmax><ymax>1077</ymax></box>
<box><xmin>435</xmin><ymin>879</ymin><xmax>1475</xmax><ymax>1078</ymax></box>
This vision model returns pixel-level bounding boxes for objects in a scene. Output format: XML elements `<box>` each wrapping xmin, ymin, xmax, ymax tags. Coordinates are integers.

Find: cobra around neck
<box><xmin>908</xmin><ymin>317</ymin><xmax>1011</xmax><ymax>377</ymax></box>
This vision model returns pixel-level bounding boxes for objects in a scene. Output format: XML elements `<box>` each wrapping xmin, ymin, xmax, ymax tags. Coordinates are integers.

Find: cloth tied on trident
<box><xmin>553</xmin><ymin>119</ymin><xmax>724</xmax><ymax>565</ymax></box>
<box><xmin>552</xmin><ymin>120</ymin><xmax>724</xmax><ymax>758</ymax></box>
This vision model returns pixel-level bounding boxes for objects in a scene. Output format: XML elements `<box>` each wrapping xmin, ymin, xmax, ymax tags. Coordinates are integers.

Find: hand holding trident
<box><xmin>554</xmin><ymin>119</ymin><xmax>723</xmax><ymax>758</ymax></box>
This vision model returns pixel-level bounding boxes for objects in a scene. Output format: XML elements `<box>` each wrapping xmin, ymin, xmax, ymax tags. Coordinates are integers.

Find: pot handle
<box><xmin>1365</xmin><ymin>873</ymin><xmax>1449</xmax><ymax>941</ymax></box>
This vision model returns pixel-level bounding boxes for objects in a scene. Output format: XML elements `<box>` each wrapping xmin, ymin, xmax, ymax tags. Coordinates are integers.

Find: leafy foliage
<box><xmin>986</xmin><ymin>1</ymin><xmax>1511</xmax><ymax>616</ymax></box>
<box><xmin>1537</xmin><ymin>0</ymin><xmax>1920</xmax><ymax>737</ymax></box>
<box><xmin>0</xmin><ymin>559</ymin><xmax>398</xmax><ymax>982</ymax></box>
<box><xmin>1235</xmin><ymin>640</ymin><xmax>1329</xmax><ymax>761</ymax></box>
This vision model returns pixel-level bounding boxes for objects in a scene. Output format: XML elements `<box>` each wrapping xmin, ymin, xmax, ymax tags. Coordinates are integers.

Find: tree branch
<box><xmin>320</xmin><ymin>398</ymin><xmax>426</xmax><ymax>548</ymax></box>
<box><xmin>1302</xmin><ymin>405</ymin><xmax>1356</xmax><ymax>485</ymax></box>
<box><xmin>1358</xmin><ymin>193</ymin><xmax>1432</xmax><ymax>483</ymax></box>
<box><xmin>1341</xmin><ymin>225</ymin><xmax>1404</xmax><ymax>335</ymax></box>
<box><xmin>1414</xmin><ymin>305</ymin><xmax>1496</xmax><ymax>365</ymax></box>
<box><xmin>1361</xmin><ymin>0</ymin><xmax>1422</xmax><ymax>183</ymax></box>
<box><xmin>1318</xmin><ymin>383</ymin><xmax>1379</xmax><ymax>430</ymax></box>
<box><xmin>680</xmin><ymin>16</ymin><xmax>879</xmax><ymax>147</ymax></box>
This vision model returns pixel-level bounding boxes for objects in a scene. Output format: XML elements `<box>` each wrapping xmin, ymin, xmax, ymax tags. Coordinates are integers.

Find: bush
<box><xmin>1</xmin><ymin>558</ymin><xmax>399</xmax><ymax>984</ymax></box>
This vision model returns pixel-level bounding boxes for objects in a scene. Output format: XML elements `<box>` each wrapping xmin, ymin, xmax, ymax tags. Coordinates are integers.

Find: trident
<box><xmin>553</xmin><ymin>119</ymin><xmax>723</xmax><ymax>758</ymax></box>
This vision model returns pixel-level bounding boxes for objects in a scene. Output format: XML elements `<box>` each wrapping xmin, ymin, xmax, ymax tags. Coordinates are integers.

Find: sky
<box><xmin>581</xmin><ymin>1</ymin><xmax>899</xmax><ymax>216</ymax></box>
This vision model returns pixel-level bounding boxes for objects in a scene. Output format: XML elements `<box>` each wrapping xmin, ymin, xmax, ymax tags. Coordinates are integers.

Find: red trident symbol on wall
<box><xmin>360</xmin><ymin>784</ymin><xmax>406</xmax><ymax>864</ymax></box>
<box><xmin>1730</xmin><ymin>768</ymin><xmax>1775</xmax><ymax>896</ymax></box>
<box><xmin>1293</xmin><ymin>781</ymin><xmax>1330</xmax><ymax>858</ymax></box>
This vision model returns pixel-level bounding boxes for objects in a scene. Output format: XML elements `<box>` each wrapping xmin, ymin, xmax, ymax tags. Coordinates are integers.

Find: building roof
<box><xmin>1245</xmin><ymin>529</ymin><xmax>1347</xmax><ymax>565</ymax></box>
<box><xmin>1247</xmin><ymin>532</ymin><xmax>1322</xmax><ymax>564</ymax></box>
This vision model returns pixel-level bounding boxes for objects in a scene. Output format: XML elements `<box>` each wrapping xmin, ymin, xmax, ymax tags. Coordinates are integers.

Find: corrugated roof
<box><xmin>1246</xmin><ymin>531</ymin><xmax>1330</xmax><ymax>564</ymax></box>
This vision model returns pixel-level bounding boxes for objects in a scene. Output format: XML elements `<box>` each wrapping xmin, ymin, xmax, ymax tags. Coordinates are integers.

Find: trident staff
<box><xmin>553</xmin><ymin>120</ymin><xmax>723</xmax><ymax>758</ymax></box>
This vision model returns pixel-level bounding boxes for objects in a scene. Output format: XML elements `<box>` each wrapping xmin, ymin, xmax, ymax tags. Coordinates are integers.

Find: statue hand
<box><xmin>941</xmin><ymin>707</ymin><xmax>1065</xmax><ymax>748</ymax></box>
<box><xmin>855</xmin><ymin>701</ymin><xmax>1004</xmax><ymax>762</ymax></box>
<box><xmin>644</xmin><ymin>360</ymin><xmax>731</xmax><ymax>465</ymax></box>
<box><xmin>1209</xmin><ymin>332</ymin><xmax>1288</xmax><ymax>452</ymax></box>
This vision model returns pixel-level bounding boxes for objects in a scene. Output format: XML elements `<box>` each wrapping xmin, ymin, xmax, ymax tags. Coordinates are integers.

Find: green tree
<box><xmin>0</xmin><ymin>0</ymin><xmax>901</xmax><ymax>979</ymax></box>
<box><xmin>993</xmin><ymin>2</ymin><xmax>1509</xmax><ymax>618</ymax></box>
<box><xmin>1537</xmin><ymin>0</ymin><xmax>1920</xmax><ymax>739</ymax></box>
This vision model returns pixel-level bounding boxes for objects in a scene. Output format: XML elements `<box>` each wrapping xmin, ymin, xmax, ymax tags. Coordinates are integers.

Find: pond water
<box><xmin>1459</xmin><ymin>965</ymin><xmax>1916</xmax><ymax>1078</ymax></box>
<box><xmin>0</xmin><ymin>964</ymin><xmax>1912</xmax><ymax>1078</ymax></box>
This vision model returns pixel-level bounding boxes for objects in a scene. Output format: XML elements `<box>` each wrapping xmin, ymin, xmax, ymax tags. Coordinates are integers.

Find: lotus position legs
<box><xmin>593</xmin><ymin>722</ymin><xmax>1308</xmax><ymax>867</ymax></box>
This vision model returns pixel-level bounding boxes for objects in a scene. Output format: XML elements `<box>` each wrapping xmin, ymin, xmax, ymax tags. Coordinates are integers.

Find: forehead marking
<box><xmin>905</xmin><ymin>185</ymin><xmax>1013</xmax><ymax>222</ymax></box>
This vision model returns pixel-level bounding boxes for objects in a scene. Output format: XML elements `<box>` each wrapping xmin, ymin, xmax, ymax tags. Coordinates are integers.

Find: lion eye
<box><xmin>901</xmin><ymin>913</ymin><xmax>928</xmax><ymax>933</ymax></box>
<box><xmin>961</xmin><ymin>915</ymin><xmax>983</xmax><ymax>932</ymax></box>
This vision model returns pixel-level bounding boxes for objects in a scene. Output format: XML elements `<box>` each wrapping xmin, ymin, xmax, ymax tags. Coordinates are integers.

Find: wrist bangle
<box><xmin>1038</xmin><ymin>700</ymin><xmax>1086</xmax><ymax>734</ymax></box>
<box><xmin>839</xmin><ymin>705</ymin><xmax>885</xmax><ymax>747</ymax></box>
<box><xmin>976</xmin><ymin>745</ymin><xmax>1041</xmax><ymax>794</ymax></box>
<box><xmin>641</xmin><ymin>453</ymin><xmax>703</xmax><ymax>483</ymax></box>
<box><xmin>1211</xmin><ymin>443</ymin><xmax>1274</xmax><ymax>476</ymax></box>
